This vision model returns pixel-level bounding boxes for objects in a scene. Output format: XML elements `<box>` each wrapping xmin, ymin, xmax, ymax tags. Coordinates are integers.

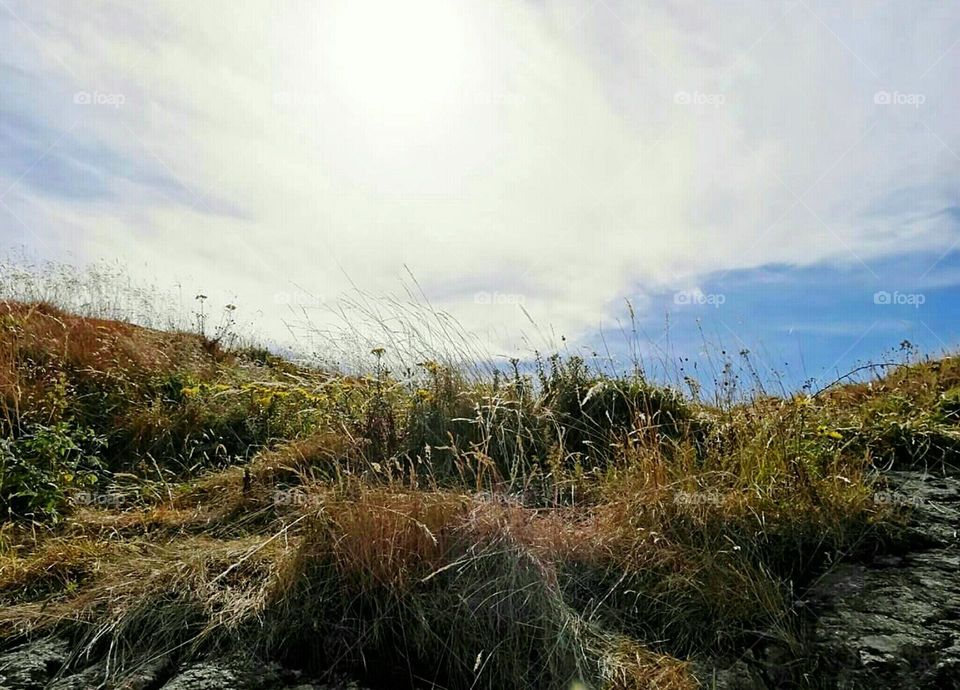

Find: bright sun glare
<box><xmin>328</xmin><ymin>0</ymin><xmax>470</xmax><ymax>124</ymax></box>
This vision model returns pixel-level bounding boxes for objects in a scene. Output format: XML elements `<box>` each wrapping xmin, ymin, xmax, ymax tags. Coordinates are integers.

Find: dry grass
<box><xmin>261</xmin><ymin>487</ymin><xmax>696</xmax><ymax>689</ymax></box>
<box><xmin>0</xmin><ymin>297</ymin><xmax>950</xmax><ymax>688</ymax></box>
<box><xmin>0</xmin><ymin>487</ymin><xmax>696</xmax><ymax>688</ymax></box>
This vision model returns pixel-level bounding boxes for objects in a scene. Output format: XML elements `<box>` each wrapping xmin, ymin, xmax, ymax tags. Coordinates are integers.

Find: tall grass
<box><xmin>0</xmin><ymin>257</ymin><xmax>187</xmax><ymax>331</ymax></box>
<box><xmin>0</xmin><ymin>262</ymin><xmax>951</xmax><ymax>688</ymax></box>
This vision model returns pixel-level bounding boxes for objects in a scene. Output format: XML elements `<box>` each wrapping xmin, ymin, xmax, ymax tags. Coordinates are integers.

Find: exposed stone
<box><xmin>0</xmin><ymin>642</ymin><xmax>364</xmax><ymax>690</ymax></box>
<box><xmin>0</xmin><ymin>637</ymin><xmax>72</xmax><ymax>690</ymax></box>
<box><xmin>800</xmin><ymin>469</ymin><xmax>960</xmax><ymax>688</ymax></box>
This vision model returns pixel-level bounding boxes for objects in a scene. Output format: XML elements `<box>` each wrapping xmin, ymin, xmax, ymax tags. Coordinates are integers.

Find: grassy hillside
<box><xmin>1</xmin><ymin>300</ymin><xmax>957</xmax><ymax>688</ymax></box>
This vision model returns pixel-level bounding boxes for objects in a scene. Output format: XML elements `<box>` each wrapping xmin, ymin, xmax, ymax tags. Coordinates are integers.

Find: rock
<box><xmin>0</xmin><ymin>637</ymin><xmax>72</xmax><ymax>690</ymax></box>
<box><xmin>156</xmin><ymin>655</ymin><xmax>343</xmax><ymax>690</ymax></box>
<box><xmin>158</xmin><ymin>661</ymin><xmax>242</xmax><ymax>690</ymax></box>
<box><xmin>692</xmin><ymin>657</ymin><xmax>767</xmax><ymax>689</ymax></box>
<box><xmin>0</xmin><ymin>641</ymin><xmax>365</xmax><ymax>690</ymax></box>
<box><xmin>802</xmin><ymin>469</ymin><xmax>960</xmax><ymax>688</ymax></box>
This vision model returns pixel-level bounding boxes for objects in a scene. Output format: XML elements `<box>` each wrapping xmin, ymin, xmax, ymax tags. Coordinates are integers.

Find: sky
<box><xmin>1</xmin><ymin>0</ymin><xmax>959</xmax><ymax>387</ymax></box>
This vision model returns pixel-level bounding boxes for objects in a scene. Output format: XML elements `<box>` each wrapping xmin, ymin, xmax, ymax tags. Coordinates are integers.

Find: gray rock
<box><xmin>0</xmin><ymin>641</ymin><xmax>363</xmax><ymax>690</ymax></box>
<box><xmin>803</xmin><ymin>470</ymin><xmax>960</xmax><ymax>688</ymax></box>
<box><xmin>0</xmin><ymin>638</ymin><xmax>72</xmax><ymax>690</ymax></box>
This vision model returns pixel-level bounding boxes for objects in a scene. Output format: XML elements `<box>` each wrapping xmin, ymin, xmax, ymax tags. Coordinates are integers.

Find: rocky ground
<box><xmin>0</xmin><ymin>637</ymin><xmax>367</xmax><ymax>690</ymax></box>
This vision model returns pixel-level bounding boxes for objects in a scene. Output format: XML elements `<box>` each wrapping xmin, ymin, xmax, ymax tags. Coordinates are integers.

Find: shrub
<box><xmin>0</xmin><ymin>421</ymin><xmax>105</xmax><ymax>521</ymax></box>
<box><xmin>540</xmin><ymin>355</ymin><xmax>698</xmax><ymax>466</ymax></box>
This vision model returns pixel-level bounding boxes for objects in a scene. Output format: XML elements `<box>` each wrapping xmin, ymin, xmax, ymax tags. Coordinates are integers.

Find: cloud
<box><xmin>1</xmin><ymin>0</ymin><xmax>958</xmax><ymax>359</ymax></box>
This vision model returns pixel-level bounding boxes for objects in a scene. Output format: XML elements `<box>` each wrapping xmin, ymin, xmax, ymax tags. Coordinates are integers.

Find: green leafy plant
<box><xmin>1</xmin><ymin>421</ymin><xmax>105</xmax><ymax>521</ymax></box>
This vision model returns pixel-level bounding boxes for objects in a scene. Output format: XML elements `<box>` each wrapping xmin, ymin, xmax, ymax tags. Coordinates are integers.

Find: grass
<box><xmin>0</xmin><ymin>291</ymin><xmax>955</xmax><ymax>688</ymax></box>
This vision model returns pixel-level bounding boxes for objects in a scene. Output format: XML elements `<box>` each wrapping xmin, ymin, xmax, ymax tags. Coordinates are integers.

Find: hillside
<box><xmin>1</xmin><ymin>301</ymin><xmax>959</xmax><ymax>688</ymax></box>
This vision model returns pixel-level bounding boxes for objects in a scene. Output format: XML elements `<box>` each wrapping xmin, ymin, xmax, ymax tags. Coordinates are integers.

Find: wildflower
<box><xmin>817</xmin><ymin>424</ymin><xmax>842</xmax><ymax>440</ymax></box>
